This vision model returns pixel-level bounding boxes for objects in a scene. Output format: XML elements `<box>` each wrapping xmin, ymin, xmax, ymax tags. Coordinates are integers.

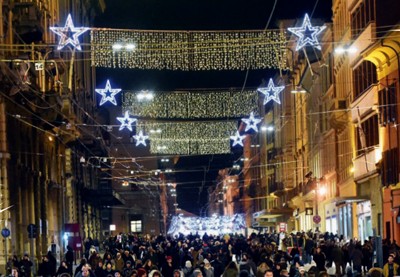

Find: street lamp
<box><xmin>314</xmin><ymin>178</ymin><xmax>326</xmax><ymax>231</ymax></box>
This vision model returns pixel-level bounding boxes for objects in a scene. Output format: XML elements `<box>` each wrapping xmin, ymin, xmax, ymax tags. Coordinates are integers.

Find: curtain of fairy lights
<box><xmin>122</xmin><ymin>90</ymin><xmax>259</xmax><ymax>119</ymax></box>
<box><xmin>167</xmin><ymin>214</ymin><xmax>246</xmax><ymax>236</ymax></box>
<box><xmin>136</xmin><ymin>121</ymin><xmax>238</xmax><ymax>155</ymax></box>
<box><xmin>91</xmin><ymin>29</ymin><xmax>288</xmax><ymax>70</ymax></box>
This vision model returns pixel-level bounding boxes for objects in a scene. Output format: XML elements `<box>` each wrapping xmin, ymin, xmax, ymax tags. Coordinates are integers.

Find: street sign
<box><xmin>313</xmin><ymin>215</ymin><xmax>321</xmax><ymax>224</ymax></box>
<box><xmin>279</xmin><ymin>222</ymin><xmax>287</xmax><ymax>232</ymax></box>
<box><xmin>1</xmin><ymin>228</ymin><xmax>10</xmax><ymax>238</ymax></box>
<box><xmin>27</xmin><ymin>224</ymin><xmax>37</xmax><ymax>238</ymax></box>
<box><xmin>35</xmin><ymin>62</ymin><xmax>44</xmax><ymax>71</ymax></box>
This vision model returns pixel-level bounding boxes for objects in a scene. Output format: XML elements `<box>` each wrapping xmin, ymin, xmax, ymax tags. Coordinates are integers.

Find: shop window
<box><xmin>130</xmin><ymin>220</ymin><xmax>142</xmax><ymax>233</ymax></box>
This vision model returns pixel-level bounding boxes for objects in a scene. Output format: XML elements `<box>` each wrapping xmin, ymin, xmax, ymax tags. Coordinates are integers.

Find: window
<box><xmin>351</xmin><ymin>0</ymin><xmax>375</xmax><ymax>39</ymax></box>
<box><xmin>130</xmin><ymin>220</ymin><xmax>142</xmax><ymax>233</ymax></box>
<box><xmin>356</xmin><ymin>115</ymin><xmax>379</xmax><ymax>155</ymax></box>
<box><xmin>379</xmin><ymin>83</ymin><xmax>398</xmax><ymax>126</ymax></box>
<box><xmin>353</xmin><ymin>61</ymin><xmax>377</xmax><ymax>99</ymax></box>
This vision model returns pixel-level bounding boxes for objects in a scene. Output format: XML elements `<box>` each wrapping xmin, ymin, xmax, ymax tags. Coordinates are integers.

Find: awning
<box><xmin>328</xmin><ymin>196</ymin><xmax>368</xmax><ymax>206</ymax></box>
<box><xmin>253</xmin><ymin>207</ymin><xmax>294</xmax><ymax>219</ymax></box>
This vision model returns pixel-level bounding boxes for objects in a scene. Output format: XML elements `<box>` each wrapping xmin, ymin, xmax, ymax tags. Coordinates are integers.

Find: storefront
<box><xmin>357</xmin><ymin>201</ymin><xmax>373</xmax><ymax>241</ymax></box>
<box><xmin>325</xmin><ymin>203</ymin><xmax>338</xmax><ymax>234</ymax></box>
<box><xmin>338</xmin><ymin>203</ymin><xmax>353</xmax><ymax>240</ymax></box>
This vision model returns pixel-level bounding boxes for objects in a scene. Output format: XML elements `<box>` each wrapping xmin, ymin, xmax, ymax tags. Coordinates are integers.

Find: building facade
<box><xmin>0</xmin><ymin>0</ymin><xmax>109</xmax><ymax>271</ymax></box>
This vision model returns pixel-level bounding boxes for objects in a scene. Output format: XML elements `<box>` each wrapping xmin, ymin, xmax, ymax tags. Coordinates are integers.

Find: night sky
<box><xmin>95</xmin><ymin>0</ymin><xmax>333</xmax><ymax>214</ymax></box>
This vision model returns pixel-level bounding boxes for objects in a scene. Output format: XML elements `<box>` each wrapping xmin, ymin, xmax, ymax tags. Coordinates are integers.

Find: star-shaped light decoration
<box><xmin>287</xmin><ymin>13</ymin><xmax>326</xmax><ymax>51</ymax></box>
<box><xmin>242</xmin><ymin>112</ymin><xmax>262</xmax><ymax>132</ymax></box>
<box><xmin>50</xmin><ymin>14</ymin><xmax>90</xmax><ymax>51</ymax></box>
<box><xmin>95</xmin><ymin>80</ymin><xmax>122</xmax><ymax>106</ymax></box>
<box><xmin>132</xmin><ymin>130</ymin><xmax>149</xmax><ymax>147</ymax></box>
<box><xmin>257</xmin><ymin>78</ymin><xmax>284</xmax><ymax>105</ymax></box>
<box><xmin>230</xmin><ymin>131</ymin><xmax>246</xmax><ymax>147</ymax></box>
<box><xmin>117</xmin><ymin>111</ymin><xmax>137</xmax><ymax>132</ymax></box>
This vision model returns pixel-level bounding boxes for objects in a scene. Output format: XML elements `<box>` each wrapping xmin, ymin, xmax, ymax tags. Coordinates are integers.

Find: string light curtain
<box><xmin>91</xmin><ymin>29</ymin><xmax>288</xmax><ymax>70</ymax></box>
<box><xmin>137</xmin><ymin>121</ymin><xmax>237</xmax><ymax>155</ymax></box>
<box><xmin>123</xmin><ymin>90</ymin><xmax>259</xmax><ymax>119</ymax></box>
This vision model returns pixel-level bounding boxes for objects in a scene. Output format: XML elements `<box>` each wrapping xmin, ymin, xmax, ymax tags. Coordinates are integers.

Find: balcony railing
<box><xmin>350</xmin><ymin>84</ymin><xmax>378</xmax><ymax>122</ymax></box>
<box><xmin>353</xmin><ymin>146</ymin><xmax>381</xmax><ymax>180</ymax></box>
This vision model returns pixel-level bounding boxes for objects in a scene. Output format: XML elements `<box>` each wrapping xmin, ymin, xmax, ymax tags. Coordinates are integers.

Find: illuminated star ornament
<box><xmin>117</xmin><ymin>111</ymin><xmax>137</xmax><ymax>131</ymax></box>
<box><xmin>230</xmin><ymin>131</ymin><xmax>246</xmax><ymax>147</ymax></box>
<box><xmin>257</xmin><ymin>78</ymin><xmax>284</xmax><ymax>105</ymax></box>
<box><xmin>288</xmin><ymin>13</ymin><xmax>326</xmax><ymax>51</ymax></box>
<box><xmin>133</xmin><ymin>130</ymin><xmax>149</xmax><ymax>147</ymax></box>
<box><xmin>96</xmin><ymin>80</ymin><xmax>122</xmax><ymax>106</ymax></box>
<box><xmin>242</xmin><ymin>112</ymin><xmax>262</xmax><ymax>132</ymax></box>
<box><xmin>50</xmin><ymin>14</ymin><xmax>90</xmax><ymax>51</ymax></box>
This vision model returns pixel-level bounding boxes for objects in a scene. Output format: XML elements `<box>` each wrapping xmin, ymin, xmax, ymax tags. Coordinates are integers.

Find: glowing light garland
<box><xmin>50</xmin><ymin>14</ymin><xmax>90</xmax><ymax>51</ymax></box>
<box><xmin>123</xmin><ymin>90</ymin><xmax>259</xmax><ymax>119</ymax></box>
<box><xmin>117</xmin><ymin>111</ymin><xmax>137</xmax><ymax>131</ymax></box>
<box><xmin>96</xmin><ymin>80</ymin><xmax>122</xmax><ymax>106</ymax></box>
<box><xmin>230</xmin><ymin>131</ymin><xmax>246</xmax><ymax>147</ymax></box>
<box><xmin>168</xmin><ymin>214</ymin><xmax>246</xmax><ymax>236</ymax></box>
<box><xmin>137</xmin><ymin>121</ymin><xmax>237</xmax><ymax>155</ymax></box>
<box><xmin>91</xmin><ymin>29</ymin><xmax>288</xmax><ymax>70</ymax></box>
<box><xmin>132</xmin><ymin>130</ymin><xmax>149</xmax><ymax>147</ymax></box>
<box><xmin>287</xmin><ymin>13</ymin><xmax>326</xmax><ymax>51</ymax></box>
<box><xmin>257</xmin><ymin>78</ymin><xmax>284</xmax><ymax>105</ymax></box>
<box><xmin>242</xmin><ymin>112</ymin><xmax>262</xmax><ymax>132</ymax></box>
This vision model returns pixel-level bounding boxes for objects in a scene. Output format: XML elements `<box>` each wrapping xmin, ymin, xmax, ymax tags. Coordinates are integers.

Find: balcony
<box><xmin>13</xmin><ymin>2</ymin><xmax>44</xmax><ymax>43</ymax></box>
<box><xmin>302</xmin><ymin>179</ymin><xmax>316</xmax><ymax>196</ymax></box>
<box><xmin>269</xmin><ymin>182</ymin><xmax>284</xmax><ymax>194</ymax></box>
<box><xmin>353</xmin><ymin>146</ymin><xmax>381</xmax><ymax>181</ymax></box>
<box><xmin>350</xmin><ymin>84</ymin><xmax>378</xmax><ymax>123</ymax></box>
<box><xmin>348</xmin><ymin>22</ymin><xmax>376</xmax><ymax>65</ymax></box>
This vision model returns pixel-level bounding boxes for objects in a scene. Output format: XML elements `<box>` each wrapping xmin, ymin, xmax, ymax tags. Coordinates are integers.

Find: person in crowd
<box><xmin>222</xmin><ymin>261</ymin><xmax>238</xmax><ymax>277</ymax></box>
<box><xmin>137</xmin><ymin>268</ymin><xmax>148</xmax><ymax>277</ymax></box>
<box><xmin>182</xmin><ymin>260</ymin><xmax>194</xmax><ymax>277</ymax></box>
<box><xmin>65</xmin><ymin>246</ymin><xmax>74</xmax><ymax>274</ymax></box>
<box><xmin>95</xmin><ymin>260</ymin><xmax>106</xmax><ymax>277</ymax></box>
<box><xmin>38</xmin><ymin>255</ymin><xmax>52</xmax><ymax>277</ymax></box>
<box><xmin>203</xmin><ymin>259</ymin><xmax>214</xmax><ymax>277</ymax></box>
<box><xmin>162</xmin><ymin>256</ymin><xmax>175</xmax><ymax>277</ymax></box>
<box><xmin>383</xmin><ymin>254</ymin><xmax>399</xmax><ymax>277</ymax></box>
<box><xmin>19</xmin><ymin>254</ymin><xmax>33</xmax><ymax>277</ymax></box>
<box><xmin>350</xmin><ymin>243</ymin><xmax>363</xmax><ymax>275</ymax></box>
<box><xmin>56</xmin><ymin>261</ymin><xmax>70</xmax><ymax>276</ymax></box>
<box><xmin>115</xmin><ymin>252</ymin><xmax>125</xmax><ymax>272</ymax></box>
<box><xmin>312</xmin><ymin>247</ymin><xmax>326</xmax><ymax>276</ymax></box>
<box><xmin>331</xmin><ymin>242</ymin><xmax>345</xmax><ymax>276</ymax></box>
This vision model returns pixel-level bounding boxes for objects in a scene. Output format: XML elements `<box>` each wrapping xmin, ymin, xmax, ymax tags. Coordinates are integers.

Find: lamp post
<box><xmin>314</xmin><ymin>178</ymin><xmax>326</xmax><ymax>232</ymax></box>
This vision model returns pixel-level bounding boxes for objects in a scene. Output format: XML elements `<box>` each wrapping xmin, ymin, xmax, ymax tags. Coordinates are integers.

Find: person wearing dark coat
<box><xmin>162</xmin><ymin>256</ymin><xmax>176</xmax><ymax>277</ymax></box>
<box><xmin>48</xmin><ymin>251</ymin><xmax>58</xmax><ymax>276</ymax></box>
<box><xmin>332</xmin><ymin>243</ymin><xmax>345</xmax><ymax>276</ymax></box>
<box><xmin>38</xmin><ymin>256</ymin><xmax>53</xmax><ymax>277</ymax></box>
<box><xmin>65</xmin><ymin>246</ymin><xmax>74</xmax><ymax>275</ymax></box>
<box><xmin>350</xmin><ymin>244</ymin><xmax>363</xmax><ymax>274</ymax></box>
<box><xmin>19</xmin><ymin>254</ymin><xmax>33</xmax><ymax>277</ymax></box>
<box><xmin>313</xmin><ymin>247</ymin><xmax>326</xmax><ymax>275</ymax></box>
<box><xmin>56</xmin><ymin>261</ymin><xmax>71</xmax><ymax>276</ymax></box>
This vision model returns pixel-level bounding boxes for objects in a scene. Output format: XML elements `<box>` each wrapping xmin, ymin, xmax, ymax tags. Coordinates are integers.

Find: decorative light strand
<box><xmin>137</xmin><ymin>121</ymin><xmax>237</xmax><ymax>155</ymax></box>
<box><xmin>123</xmin><ymin>90</ymin><xmax>259</xmax><ymax>119</ymax></box>
<box><xmin>91</xmin><ymin>29</ymin><xmax>288</xmax><ymax>70</ymax></box>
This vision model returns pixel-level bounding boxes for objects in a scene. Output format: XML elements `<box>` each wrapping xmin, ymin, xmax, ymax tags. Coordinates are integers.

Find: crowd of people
<box><xmin>7</xmin><ymin>231</ymin><xmax>400</xmax><ymax>277</ymax></box>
